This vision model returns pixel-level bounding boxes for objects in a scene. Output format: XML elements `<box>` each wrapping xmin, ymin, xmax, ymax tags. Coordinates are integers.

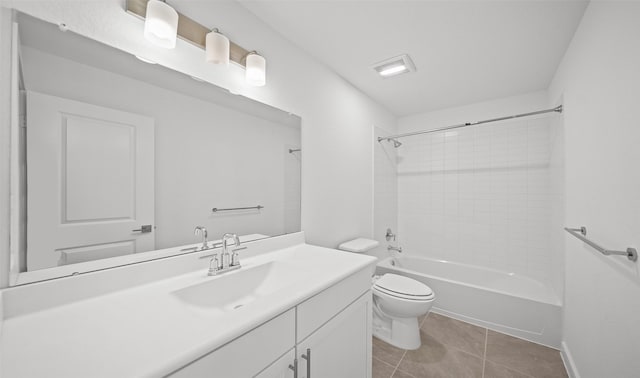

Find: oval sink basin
<box><xmin>171</xmin><ymin>261</ymin><xmax>308</xmax><ymax>312</ymax></box>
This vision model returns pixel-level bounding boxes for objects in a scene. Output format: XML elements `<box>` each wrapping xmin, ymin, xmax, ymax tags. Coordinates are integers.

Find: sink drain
<box><xmin>233</xmin><ymin>304</ymin><xmax>244</xmax><ymax>310</ymax></box>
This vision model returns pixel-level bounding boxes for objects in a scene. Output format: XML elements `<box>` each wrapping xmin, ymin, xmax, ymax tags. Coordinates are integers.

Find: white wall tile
<box><xmin>397</xmin><ymin>104</ymin><xmax>557</xmax><ymax>283</ymax></box>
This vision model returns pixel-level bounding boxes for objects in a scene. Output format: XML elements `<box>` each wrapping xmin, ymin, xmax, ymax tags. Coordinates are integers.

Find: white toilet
<box><xmin>338</xmin><ymin>238</ymin><xmax>436</xmax><ymax>350</ymax></box>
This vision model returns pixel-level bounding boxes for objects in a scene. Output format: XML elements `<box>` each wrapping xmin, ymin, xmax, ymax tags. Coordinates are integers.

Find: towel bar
<box><xmin>564</xmin><ymin>226</ymin><xmax>637</xmax><ymax>262</ymax></box>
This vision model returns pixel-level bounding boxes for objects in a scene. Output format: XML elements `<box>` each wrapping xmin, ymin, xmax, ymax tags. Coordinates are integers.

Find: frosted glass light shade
<box><xmin>206</xmin><ymin>30</ymin><xmax>230</xmax><ymax>66</ymax></box>
<box><xmin>246</xmin><ymin>53</ymin><xmax>266</xmax><ymax>87</ymax></box>
<box><xmin>144</xmin><ymin>0</ymin><xmax>179</xmax><ymax>49</ymax></box>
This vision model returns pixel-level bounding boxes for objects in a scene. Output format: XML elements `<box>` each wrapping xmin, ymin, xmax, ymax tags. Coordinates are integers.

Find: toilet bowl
<box><xmin>337</xmin><ymin>238</ymin><xmax>435</xmax><ymax>350</ymax></box>
<box><xmin>371</xmin><ymin>273</ymin><xmax>435</xmax><ymax>350</ymax></box>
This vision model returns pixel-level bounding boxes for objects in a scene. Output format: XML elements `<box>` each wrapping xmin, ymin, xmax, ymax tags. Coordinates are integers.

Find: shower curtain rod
<box><xmin>378</xmin><ymin>105</ymin><xmax>563</xmax><ymax>143</ymax></box>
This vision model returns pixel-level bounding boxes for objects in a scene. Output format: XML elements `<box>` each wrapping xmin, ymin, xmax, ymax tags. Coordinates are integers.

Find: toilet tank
<box><xmin>338</xmin><ymin>238</ymin><xmax>379</xmax><ymax>253</ymax></box>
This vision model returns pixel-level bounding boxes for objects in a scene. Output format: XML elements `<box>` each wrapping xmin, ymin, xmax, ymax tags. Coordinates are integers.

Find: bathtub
<box><xmin>376</xmin><ymin>255</ymin><xmax>562</xmax><ymax>348</ymax></box>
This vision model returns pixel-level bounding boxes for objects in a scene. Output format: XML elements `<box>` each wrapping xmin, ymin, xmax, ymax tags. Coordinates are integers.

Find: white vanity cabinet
<box><xmin>294</xmin><ymin>267</ymin><xmax>373</xmax><ymax>378</ymax></box>
<box><xmin>0</xmin><ymin>235</ymin><xmax>378</xmax><ymax>378</ymax></box>
<box><xmin>295</xmin><ymin>292</ymin><xmax>372</xmax><ymax>378</ymax></box>
<box><xmin>255</xmin><ymin>349</ymin><xmax>296</xmax><ymax>378</ymax></box>
<box><xmin>168</xmin><ymin>267</ymin><xmax>372</xmax><ymax>378</ymax></box>
<box><xmin>169</xmin><ymin>309</ymin><xmax>296</xmax><ymax>378</ymax></box>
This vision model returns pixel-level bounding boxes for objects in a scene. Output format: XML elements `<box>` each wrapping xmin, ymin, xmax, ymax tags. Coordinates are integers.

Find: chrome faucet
<box><xmin>388</xmin><ymin>245</ymin><xmax>403</xmax><ymax>253</ymax></box>
<box><xmin>220</xmin><ymin>233</ymin><xmax>240</xmax><ymax>269</ymax></box>
<box><xmin>194</xmin><ymin>226</ymin><xmax>209</xmax><ymax>250</ymax></box>
<box><xmin>208</xmin><ymin>233</ymin><xmax>246</xmax><ymax>276</ymax></box>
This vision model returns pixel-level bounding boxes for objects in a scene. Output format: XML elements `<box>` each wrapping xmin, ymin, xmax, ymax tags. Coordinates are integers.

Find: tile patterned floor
<box><xmin>373</xmin><ymin>313</ymin><xmax>568</xmax><ymax>378</ymax></box>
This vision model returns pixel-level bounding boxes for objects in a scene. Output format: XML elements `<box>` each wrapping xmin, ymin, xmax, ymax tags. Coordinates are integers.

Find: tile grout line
<box><xmin>481</xmin><ymin>328</ymin><xmax>488</xmax><ymax>378</ymax></box>
<box><xmin>390</xmin><ymin>350</ymin><xmax>408</xmax><ymax>378</ymax></box>
<box><xmin>373</xmin><ymin>356</ymin><xmax>399</xmax><ymax>378</ymax></box>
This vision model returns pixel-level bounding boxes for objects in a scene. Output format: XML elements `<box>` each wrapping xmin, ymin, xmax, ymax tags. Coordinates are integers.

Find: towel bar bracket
<box><xmin>625</xmin><ymin>248</ymin><xmax>638</xmax><ymax>261</ymax></box>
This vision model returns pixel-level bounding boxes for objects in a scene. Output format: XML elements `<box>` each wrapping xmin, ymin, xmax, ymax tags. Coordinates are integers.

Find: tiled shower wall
<box><xmin>397</xmin><ymin>116</ymin><xmax>558</xmax><ymax>286</ymax></box>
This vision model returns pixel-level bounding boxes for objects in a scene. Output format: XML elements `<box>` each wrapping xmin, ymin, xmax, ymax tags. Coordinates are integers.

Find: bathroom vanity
<box><xmin>0</xmin><ymin>233</ymin><xmax>376</xmax><ymax>378</ymax></box>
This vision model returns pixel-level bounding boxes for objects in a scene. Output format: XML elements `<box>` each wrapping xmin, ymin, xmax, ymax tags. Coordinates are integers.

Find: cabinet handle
<box><xmin>288</xmin><ymin>358</ymin><xmax>298</xmax><ymax>378</ymax></box>
<box><xmin>301</xmin><ymin>348</ymin><xmax>311</xmax><ymax>378</ymax></box>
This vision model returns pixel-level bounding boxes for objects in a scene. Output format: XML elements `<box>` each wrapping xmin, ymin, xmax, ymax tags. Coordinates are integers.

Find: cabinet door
<box><xmin>169</xmin><ymin>309</ymin><xmax>295</xmax><ymax>378</ymax></box>
<box><xmin>297</xmin><ymin>292</ymin><xmax>372</xmax><ymax>378</ymax></box>
<box><xmin>255</xmin><ymin>348</ymin><xmax>296</xmax><ymax>378</ymax></box>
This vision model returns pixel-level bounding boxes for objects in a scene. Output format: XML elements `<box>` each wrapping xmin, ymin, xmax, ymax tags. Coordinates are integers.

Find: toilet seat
<box><xmin>373</xmin><ymin>274</ymin><xmax>434</xmax><ymax>301</ymax></box>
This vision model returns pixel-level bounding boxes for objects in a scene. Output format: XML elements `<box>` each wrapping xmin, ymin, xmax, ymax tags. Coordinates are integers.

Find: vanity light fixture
<box><xmin>373</xmin><ymin>54</ymin><xmax>416</xmax><ymax>78</ymax></box>
<box><xmin>206</xmin><ymin>28</ymin><xmax>230</xmax><ymax>66</ymax></box>
<box><xmin>245</xmin><ymin>51</ymin><xmax>266</xmax><ymax>87</ymax></box>
<box><xmin>127</xmin><ymin>0</ymin><xmax>267</xmax><ymax>86</ymax></box>
<box><xmin>144</xmin><ymin>0</ymin><xmax>179</xmax><ymax>49</ymax></box>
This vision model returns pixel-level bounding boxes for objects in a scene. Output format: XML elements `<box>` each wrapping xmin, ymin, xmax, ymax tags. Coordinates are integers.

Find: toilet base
<box><xmin>373</xmin><ymin>308</ymin><xmax>422</xmax><ymax>350</ymax></box>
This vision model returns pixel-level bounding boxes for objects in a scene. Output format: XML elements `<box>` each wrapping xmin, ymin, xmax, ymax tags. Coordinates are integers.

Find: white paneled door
<box><xmin>27</xmin><ymin>92</ymin><xmax>155</xmax><ymax>270</ymax></box>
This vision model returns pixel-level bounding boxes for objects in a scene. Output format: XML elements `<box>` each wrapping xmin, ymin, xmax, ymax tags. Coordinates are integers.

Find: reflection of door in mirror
<box><xmin>26</xmin><ymin>92</ymin><xmax>155</xmax><ymax>270</ymax></box>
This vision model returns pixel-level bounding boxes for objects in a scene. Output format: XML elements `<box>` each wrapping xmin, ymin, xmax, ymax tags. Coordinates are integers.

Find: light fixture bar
<box><xmin>379</xmin><ymin>65</ymin><xmax>408</xmax><ymax>77</ymax></box>
<box><xmin>126</xmin><ymin>0</ymin><xmax>251</xmax><ymax>67</ymax></box>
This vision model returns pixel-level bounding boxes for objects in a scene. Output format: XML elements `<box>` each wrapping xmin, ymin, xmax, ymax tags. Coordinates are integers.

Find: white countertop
<box><xmin>0</xmin><ymin>236</ymin><xmax>376</xmax><ymax>377</ymax></box>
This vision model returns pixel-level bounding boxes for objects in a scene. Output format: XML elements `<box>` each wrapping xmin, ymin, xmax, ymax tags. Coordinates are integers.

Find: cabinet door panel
<box><xmin>255</xmin><ymin>348</ymin><xmax>295</xmax><ymax>378</ymax></box>
<box><xmin>297</xmin><ymin>267</ymin><xmax>371</xmax><ymax>342</ymax></box>
<box><xmin>169</xmin><ymin>309</ymin><xmax>295</xmax><ymax>378</ymax></box>
<box><xmin>297</xmin><ymin>292</ymin><xmax>372</xmax><ymax>378</ymax></box>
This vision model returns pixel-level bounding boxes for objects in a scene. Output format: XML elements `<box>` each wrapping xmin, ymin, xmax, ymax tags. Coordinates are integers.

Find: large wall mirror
<box><xmin>11</xmin><ymin>12</ymin><xmax>301</xmax><ymax>285</ymax></box>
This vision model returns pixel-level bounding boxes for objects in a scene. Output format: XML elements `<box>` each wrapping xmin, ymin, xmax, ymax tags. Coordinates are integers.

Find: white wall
<box><xmin>21</xmin><ymin>46</ymin><xmax>300</xmax><ymax>257</ymax></box>
<box><xmin>396</xmin><ymin>92</ymin><xmax>564</xmax><ymax>296</ymax></box>
<box><xmin>0</xmin><ymin>0</ymin><xmax>396</xmax><ymax>286</ymax></box>
<box><xmin>548</xmin><ymin>2</ymin><xmax>640</xmax><ymax>377</ymax></box>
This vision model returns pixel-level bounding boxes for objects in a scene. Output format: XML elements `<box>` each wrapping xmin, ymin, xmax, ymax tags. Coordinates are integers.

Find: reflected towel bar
<box><xmin>564</xmin><ymin>226</ymin><xmax>637</xmax><ymax>262</ymax></box>
<box><xmin>212</xmin><ymin>205</ymin><xmax>264</xmax><ymax>213</ymax></box>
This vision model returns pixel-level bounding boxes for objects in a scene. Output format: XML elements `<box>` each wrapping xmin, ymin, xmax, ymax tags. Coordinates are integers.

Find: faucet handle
<box><xmin>231</xmin><ymin>246</ymin><xmax>246</xmax><ymax>267</ymax></box>
<box><xmin>385</xmin><ymin>228</ymin><xmax>396</xmax><ymax>241</ymax></box>
<box><xmin>208</xmin><ymin>254</ymin><xmax>219</xmax><ymax>276</ymax></box>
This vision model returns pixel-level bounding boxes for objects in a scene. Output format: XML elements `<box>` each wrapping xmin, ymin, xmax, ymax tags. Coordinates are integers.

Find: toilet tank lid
<box><xmin>338</xmin><ymin>238</ymin><xmax>379</xmax><ymax>253</ymax></box>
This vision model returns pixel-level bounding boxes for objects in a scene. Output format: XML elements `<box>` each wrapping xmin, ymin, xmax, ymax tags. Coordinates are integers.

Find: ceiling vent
<box><xmin>372</xmin><ymin>54</ymin><xmax>416</xmax><ymax>78</ymax></box>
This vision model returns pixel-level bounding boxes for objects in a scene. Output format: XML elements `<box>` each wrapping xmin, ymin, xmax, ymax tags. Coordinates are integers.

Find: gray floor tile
<box><xmin>484</xmin><ymin>360</ymin><xmax>533</xmax><ymax>378</ymax></box>
<box><xmin>392</xmin><ymin>368</ymin><xmax>416</xmax><ymax>378</ymax></box>
<box><xmin>418</xmin><ymin>313</ymin><xmax>428</xmax><ymax>327</ymax></box>
<box><xmin>373</xmin><ymin>357</ymin><xmax>397</xmax><ymax>378</ymax></box>
<box><xmin>421</xmin><ymin>312</ymin><xmax>487</xmax><ymax>358</ymax></box>
<box><xmin>397</xmin><ymin>331</ymin><xmax>483</xmax><ymax>378</ymax></box>
<box><xmin>373</xmin><ymin>336</ymin><xmax>406</xmax><ymax>366</ymax></box>
<box><xmin>485</xmin><ymin>330</ymin><xmax>568</xmax><ymax>378</ymax></box>
<box><xmin>372</xmin><ymin>315</ymin><xmax>569</xmax><ymax>378</ymax></box>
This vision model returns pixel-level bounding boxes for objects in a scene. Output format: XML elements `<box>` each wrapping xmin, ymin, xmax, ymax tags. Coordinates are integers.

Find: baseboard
<box><xmin>560</xmin><ymin>341</ymin><xmax>580</xmax><ymax>378</ymax></box>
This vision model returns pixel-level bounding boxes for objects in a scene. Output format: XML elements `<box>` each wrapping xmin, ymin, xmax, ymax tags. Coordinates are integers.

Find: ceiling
<box><xmin>239</xmin><ymin>0</ymin><xmax>588</xmax><ymax>116</ymax></box>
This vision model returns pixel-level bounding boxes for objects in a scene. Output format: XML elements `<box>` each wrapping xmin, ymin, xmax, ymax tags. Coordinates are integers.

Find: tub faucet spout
<box><xmin>388</xmin><ymin>245</ymin><xmax>402</xmax><ymax>253</ymax></box>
